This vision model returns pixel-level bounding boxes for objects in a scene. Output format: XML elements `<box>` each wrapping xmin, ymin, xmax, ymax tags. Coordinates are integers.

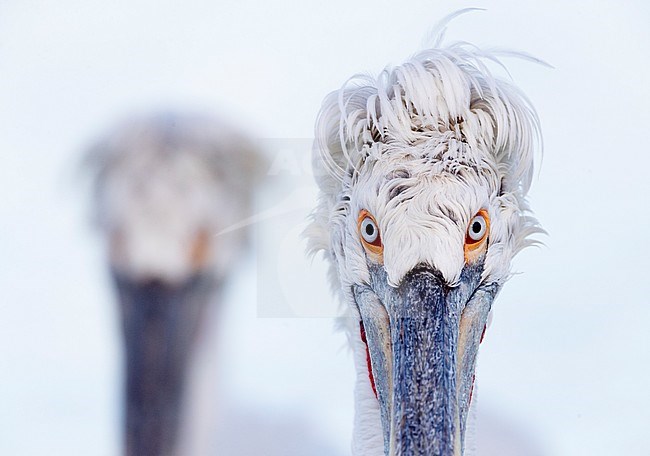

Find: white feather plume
<box><xmin>309</xmin><ymin>38</ymin><xmax>543</xmax><ymax>289</ymax></box>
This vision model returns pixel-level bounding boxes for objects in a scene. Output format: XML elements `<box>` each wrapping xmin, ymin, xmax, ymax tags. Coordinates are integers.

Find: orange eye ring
<box><xmin>464</xmin><ymin>209</ymin><xmax>490</xmax><ymax>263</ymax></box>
<box><xmin>358</xmin><ymin>210</ymin><xmax>383</xmax><ymax>260</ymax></box>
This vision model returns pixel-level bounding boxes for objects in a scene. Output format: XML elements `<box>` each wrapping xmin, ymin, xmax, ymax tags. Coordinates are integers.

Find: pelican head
<box><xmin>308</xmin><ymin>42</ymin><xmax>541</xmax><ymax>456</ymax></box>
<box><xmin>86</xmin><ymin>112</ymin><xmax>264</xmax><ymax>455</ymax></box>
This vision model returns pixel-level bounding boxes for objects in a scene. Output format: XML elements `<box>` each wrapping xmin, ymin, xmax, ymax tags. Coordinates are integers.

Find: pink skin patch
<box><xmin>470</xmin><ymin>324</ymin><xmax>488</xmax><ymax>404</ymax></box>
<box><xmin>359</xmin><ymin>321</ymin><xmax>378</xmax><ymax>399</ymax></box>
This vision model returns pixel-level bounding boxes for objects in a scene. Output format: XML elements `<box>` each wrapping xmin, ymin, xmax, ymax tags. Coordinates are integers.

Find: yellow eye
<box><xmin>358</xmin><ymin>210</ymin><xmax>383</xmax><ymax>259</ymax></box>
<box><xmin>464</xmin><ymin>209</ymin><xmax>490</xmax><ymax>262</ymax></box>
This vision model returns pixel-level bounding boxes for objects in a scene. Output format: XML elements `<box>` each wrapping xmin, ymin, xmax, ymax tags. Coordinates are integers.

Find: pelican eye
<box><xmin>358</xmin><ymin>210</ymin><xmax>383</xmax><ymax>258</ymax></box>
<box><xmin>361</xmin><ymin>218</ymin><xmax>379</xmax><ymax>243</ymax></box>
<box><xmin>464</xmin><ymin>209</ymin><xmax>490</xmax><ymax>261</ymax></box>
<box><xmin>467</xmin><ymin>215</ymin><xmax>487</xmax><ymax>242</ymax></box>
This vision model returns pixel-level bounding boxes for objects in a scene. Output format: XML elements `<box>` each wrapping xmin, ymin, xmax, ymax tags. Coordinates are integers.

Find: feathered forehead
<box><xmin>313</xmin><ymin>43</ymin><xmax>540</xmax><ymax>201</ymax></box>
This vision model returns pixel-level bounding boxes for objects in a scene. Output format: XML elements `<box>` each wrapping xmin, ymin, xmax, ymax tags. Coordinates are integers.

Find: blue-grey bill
<box><xmin>354</xmin><ymin>261</ymin><xmax>494</xmax><ymax>456</ymax></box>
<box><xmin>113</xmin><ymin>271</ymin><xmax>216</xmax><ymax>456</ymax></box>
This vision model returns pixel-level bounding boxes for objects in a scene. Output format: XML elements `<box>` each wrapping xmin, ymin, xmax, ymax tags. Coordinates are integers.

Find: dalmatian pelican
<box><xmin>307</xmin><ymin>31</ymin><xmax>542</xmax><ymax>456</ymax></box>
<box><xmin>86</xmin><ymin>113</ymin><xmax>264</xmax><ymax>456</ymax></box>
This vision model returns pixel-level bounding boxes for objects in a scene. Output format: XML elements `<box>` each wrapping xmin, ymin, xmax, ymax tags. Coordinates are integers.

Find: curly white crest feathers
<box><xmin>309</xmin><ymin>39</ymin><xmax>543</xmax><ymax>287</ymax></box>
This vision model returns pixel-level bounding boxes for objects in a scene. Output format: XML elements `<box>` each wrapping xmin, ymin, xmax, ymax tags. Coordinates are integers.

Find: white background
<box><xmin>1</xmin><ymin>1</ymin><xmax>649</xmax><ymax>455</ymax></box>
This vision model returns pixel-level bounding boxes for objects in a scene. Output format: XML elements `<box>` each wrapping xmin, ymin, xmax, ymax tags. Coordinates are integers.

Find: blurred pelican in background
<box><xmin>85</xmin><ymin>113</ymin><xmax>265</xmax><ymax>456</ymax></box>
